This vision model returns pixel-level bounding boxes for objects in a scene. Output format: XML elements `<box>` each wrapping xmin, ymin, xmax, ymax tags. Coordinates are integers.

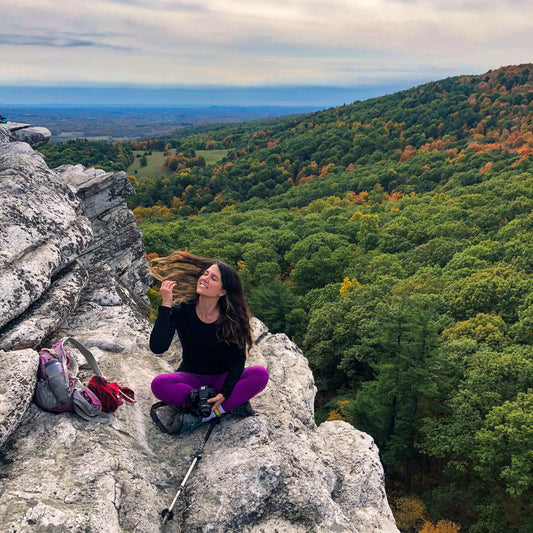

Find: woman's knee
<box><xmin>151</xmin><ymin>373</ymin><xmax>195</xmax><ymax>405</ymax></box>
<box><xmin>151</xmin><ymin>373</ymin><xmax>167</xmax><ymax>396</ymax></box>
<box><xmin>248</xmin><ymin>365</ymin><xmax>269</xmax><ymax>391</ymax></box>
<box><xmin>151</xmin><ymin>372</ymin><xmax>187</xmax><ymax>395</ymax></box>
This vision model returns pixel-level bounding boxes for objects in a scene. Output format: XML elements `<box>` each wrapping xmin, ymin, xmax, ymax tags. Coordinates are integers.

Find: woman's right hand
<box><xmin>160</xmin><ymin>280</ymin><xmax>176</xmax><ymax>307</ymax></box>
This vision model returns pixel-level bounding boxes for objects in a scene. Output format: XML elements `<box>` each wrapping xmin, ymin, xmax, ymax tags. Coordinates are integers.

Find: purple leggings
<box><xmin>151</xmin><ymin>366</ymin><xmax>269</xmax><ymax>412</ymax></box>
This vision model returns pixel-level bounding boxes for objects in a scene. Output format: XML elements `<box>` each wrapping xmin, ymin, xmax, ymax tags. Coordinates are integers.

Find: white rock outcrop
<box><xmin>0</xmin><ymin>123</ymin><xmax>399</xmax><ymax>533</ymax></box>
<box><xmin>5</xmin><ymin>121</ymin><xmax>52</xmax><ymax>147</ymax></box>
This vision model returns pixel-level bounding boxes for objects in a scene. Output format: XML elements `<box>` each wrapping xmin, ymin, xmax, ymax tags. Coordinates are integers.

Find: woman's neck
<box><xmin>195</xmin><ymin>296</ymin><xmax>220</xmax><ymax>323</ymax></box>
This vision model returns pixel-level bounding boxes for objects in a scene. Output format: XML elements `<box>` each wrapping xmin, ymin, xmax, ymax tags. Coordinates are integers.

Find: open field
<box><xmin>128</xmin><ymin>151</ymin><xmax>172</xmax><ymax>178</ymax></box>
<box><xmin>196</xmin><ymin>149</ymin><xmax>229</xmax><ymax>165</ymax></box>
<box><xmin>128</xmin><ymin>149</ymin><xmax>229</xmax><ymax>178</ymax></box>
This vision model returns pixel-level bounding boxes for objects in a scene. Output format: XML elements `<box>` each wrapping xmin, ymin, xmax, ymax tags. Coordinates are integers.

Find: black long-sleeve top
<box><xmin>149</xmin><ymin>303</ymin><xmax>245</xmax><ymax>398</ymax></box>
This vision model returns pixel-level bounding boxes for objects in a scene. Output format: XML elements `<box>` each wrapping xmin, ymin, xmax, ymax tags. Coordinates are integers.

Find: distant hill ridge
<box><xmin>115</xmin><ymin>63</ymin><xmax>533</xmax><ymax>216</ymax></box>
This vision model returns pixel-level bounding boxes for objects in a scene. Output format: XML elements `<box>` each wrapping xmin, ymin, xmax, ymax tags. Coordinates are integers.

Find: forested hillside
<box><xmin>42</xmin><ymin>64</ymin><xmax>532</xmax><ymax>533</ymax></box>
<box><xmin>41</xmin><ymin>139</ymin><xmax>134</xmax><ymax>172</ymax></box>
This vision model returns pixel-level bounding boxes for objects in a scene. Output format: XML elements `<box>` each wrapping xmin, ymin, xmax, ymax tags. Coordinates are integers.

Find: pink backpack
<box><xmin>34</xmin><ymin>338</ymin><xmax>111</xmax><ymax>423</ymax></box>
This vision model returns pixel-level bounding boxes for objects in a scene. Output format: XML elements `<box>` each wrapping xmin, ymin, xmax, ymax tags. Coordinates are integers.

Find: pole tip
<box><xmin>161</xmin><ymin>508</ymin><xmax>174</xmax><ymax>523</ymax></box>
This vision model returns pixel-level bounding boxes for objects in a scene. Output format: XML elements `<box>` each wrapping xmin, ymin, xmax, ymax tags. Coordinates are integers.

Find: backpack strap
<box><xmin>72</xmin><ymin>388</ymin><xmax>112</xmax><ymax>423</ymax></box>
<box><xmin>49</xmin><ymin>341</ymin><xmax>77</xmax><ymax>394</ymax></box>
<box><xmin>60</xmin><ymin>337</ymin><xmax>104</xmax><ymax>377</ymax></box>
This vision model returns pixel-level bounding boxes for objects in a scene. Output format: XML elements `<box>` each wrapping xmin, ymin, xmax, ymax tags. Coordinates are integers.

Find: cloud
<box><xmin>0</xmin><ymin>31</ymin><xmax>130</xmax><ymax>50</ymax></box>
<box><xmin>109</xmin><ymin>0</ymin><xmax>204</xmax><ymax>10</ymax></box>
<box><xmin>0</xmin><ymin>0</ymin><xmax>531</xmax><ymax>88</ymax></box>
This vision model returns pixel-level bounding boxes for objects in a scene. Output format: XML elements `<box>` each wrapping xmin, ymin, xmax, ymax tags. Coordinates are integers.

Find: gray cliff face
<box><xmin>0</xmin><ymin>124</ymin><xmax>399</xmax><ymax>533</ymax></box>
<box><xmin>55</xmin><ymin>164</ymin><xmax>151</xmax><ymax>297</ymax></box>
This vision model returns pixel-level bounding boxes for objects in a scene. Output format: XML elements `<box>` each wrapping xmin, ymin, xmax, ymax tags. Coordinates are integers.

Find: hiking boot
<box><xmin>179</xmin><ymin>412</ymin><xmax>204</xmax><ymax>434</ymax></box>
<box><xmin>151</xmin><ymin>403</ymin><xmax>203</xmax><ymax>434</ymax></box>
<box><xmin>229</xmin><ymin>401</ymin><xmax>255</xmax><ymax>417</ymax></box>
<box><xmin>151</xmin><ymin>403</ymin><xmax>185</xmax><ymax>434</ymax></box>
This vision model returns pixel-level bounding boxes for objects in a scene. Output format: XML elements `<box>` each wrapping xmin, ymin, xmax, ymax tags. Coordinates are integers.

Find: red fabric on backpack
<box><xmin>87</xmin><ymin>375</ymin><xmax>135</xmax><ymax>413</ymax></box>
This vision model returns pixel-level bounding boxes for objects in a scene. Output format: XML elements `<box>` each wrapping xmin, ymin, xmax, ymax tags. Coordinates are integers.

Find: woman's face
<box><xmin>196</xmin><ymin>264</ymin><xmax>226</xmax><ymax>299</ymax></box>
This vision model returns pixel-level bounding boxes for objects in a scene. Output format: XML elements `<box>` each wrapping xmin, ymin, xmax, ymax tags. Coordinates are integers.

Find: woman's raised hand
<box><xmin>160</xmin><ymin>280</ymin><xmax>176</xmax><ymax>307</ymax></box>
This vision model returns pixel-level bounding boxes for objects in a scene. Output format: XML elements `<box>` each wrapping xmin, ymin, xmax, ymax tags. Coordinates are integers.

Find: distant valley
<box><xmin>0</xmin><ymin>105</ymin><xmax>320</xmax><ymax>141</ymax></box>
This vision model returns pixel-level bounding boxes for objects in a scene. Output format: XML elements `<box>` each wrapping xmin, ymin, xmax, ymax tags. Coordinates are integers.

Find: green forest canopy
<box><xmin>41</xmin><ymin>64</ymin><xmax>533</xmax><ymax>533</ymax></box>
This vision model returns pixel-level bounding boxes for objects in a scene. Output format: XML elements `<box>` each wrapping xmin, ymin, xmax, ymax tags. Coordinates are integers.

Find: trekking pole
<box><xmin>161</xmin><ymin>418</ymin><xmax>219</xmax><ymax>524</ymax></box>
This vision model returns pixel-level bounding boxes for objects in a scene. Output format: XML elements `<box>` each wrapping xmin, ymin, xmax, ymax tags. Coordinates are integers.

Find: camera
<box><xmin>189</xmin><ymin>386</ymin><xmax>216</xmax><ymax>418</ymax></box>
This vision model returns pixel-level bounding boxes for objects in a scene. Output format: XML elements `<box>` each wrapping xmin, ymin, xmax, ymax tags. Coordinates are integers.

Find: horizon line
<box><xmin>0</xmin><ymin>82</ymin><xmax>425</xmax><ymax>107</ymax></box>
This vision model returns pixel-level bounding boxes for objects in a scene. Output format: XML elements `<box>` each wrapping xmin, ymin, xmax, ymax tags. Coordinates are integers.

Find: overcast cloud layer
<box><xmin>1</xmin><ymin>0</ymin><xmax>532</xmax><ymax>89</ymax></box>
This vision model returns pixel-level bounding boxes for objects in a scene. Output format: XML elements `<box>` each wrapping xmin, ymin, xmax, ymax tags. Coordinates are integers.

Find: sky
<box><xmin>1</xmin><ymin>0</ymin><xmax>532</xmax><ymax>106</ymax></box>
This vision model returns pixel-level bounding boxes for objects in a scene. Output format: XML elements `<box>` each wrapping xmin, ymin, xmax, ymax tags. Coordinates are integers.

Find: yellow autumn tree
<box><xmin>393</xmin><ymin>495</ymin><xmax>425</xmax><ymax>532</ymax></box>
<box><xmin>326</xmin><ymin>399</ymin><xmax>353</xmax><ymax>422</ymax></box>
<box><xmin>340</xmin><ymin>277</ymin><xmax>362</xmax><ymax>296</ymax></box>
<box><xmin>349</xmin><ymin>211</ymin><xmax>379</xmax><ymax>232</ymax></box>
<box><xmin>419</xmin><ymin>520</ymin><xmax>461</xmax><ymax>533</ymax></box>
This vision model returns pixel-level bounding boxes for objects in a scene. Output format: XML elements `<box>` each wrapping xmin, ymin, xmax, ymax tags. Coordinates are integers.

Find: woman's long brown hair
<box><xmin>150</xmin><ymin>251</ymin><xmax>253</xmax><ymax>352</ymax></box>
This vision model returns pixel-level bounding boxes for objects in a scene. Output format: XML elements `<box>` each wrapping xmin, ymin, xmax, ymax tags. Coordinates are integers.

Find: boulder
<box><xmin>0</xmin><ymin>348</ymin><xmax>38</xmax><ymax>447</ymax></box>
<box><xmin>0</xmin><ymin>262</ymin><xmax>89</xmax><ymax>350</ymax></box>
<box><xmin>0</xmin><ymin>287</ymin><xmax>398</xmax><ymax>532</ymax></box>
<box><xmin>0</xmin><ymin>151</ymin><xmax>93</xmax><ymax>332</ymax></box>
<box><xmin>0</xmin><ymin>126</ymin><xmax>15</xmax><ymax>144</ymax></box>
<box><xmin>10</xmin><ymin>123</ymin><xmax>51</xmax><ymax>148</ymax></box>
<box><xmin>0</xmin><ymin>140</ymin><xmax>46</xmax><ymax>160</ymax></box>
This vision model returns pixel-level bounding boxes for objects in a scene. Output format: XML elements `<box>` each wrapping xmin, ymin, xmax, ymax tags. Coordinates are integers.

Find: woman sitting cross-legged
<box><xmin>149</xmin><ymin>251</ymin><xmax>269</xmax><ymax>434</ymax></box>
